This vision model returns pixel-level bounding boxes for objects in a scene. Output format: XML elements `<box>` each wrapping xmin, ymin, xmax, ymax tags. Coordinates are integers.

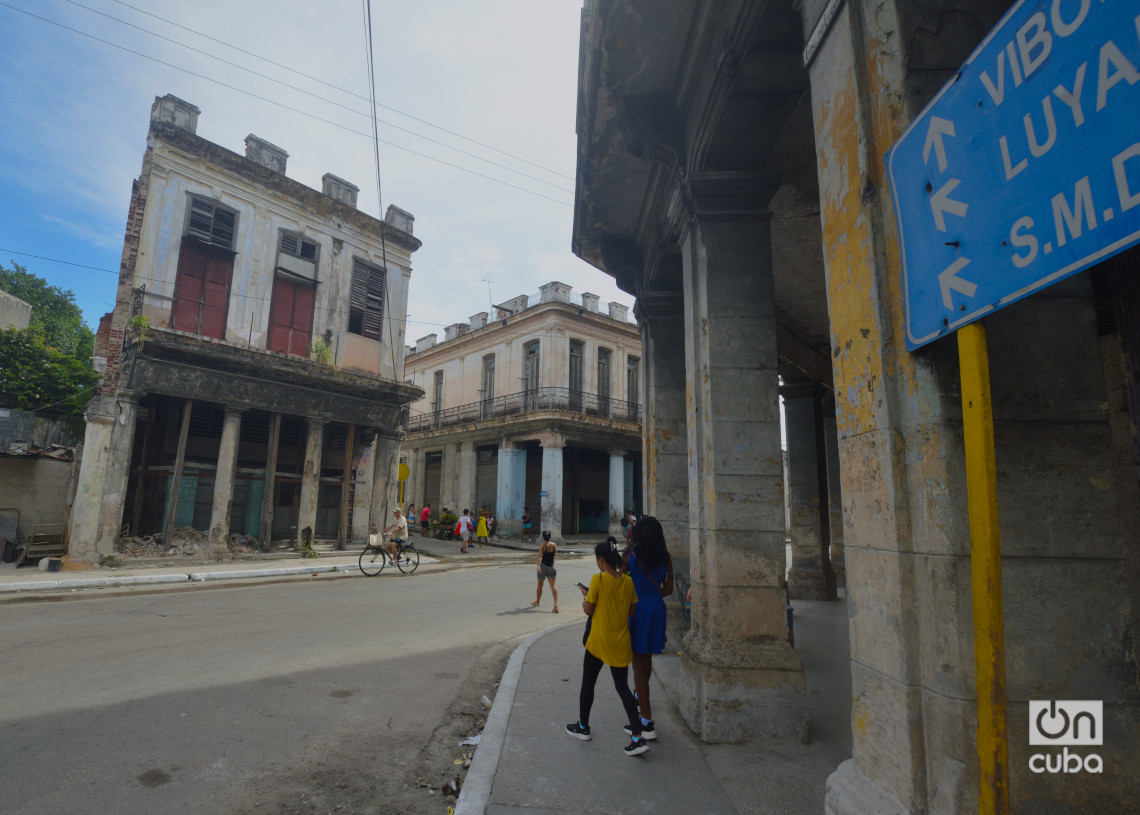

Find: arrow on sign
<box><xmin>930</xmin><ymin>178</ymin><xmax>968</xmax><ymax>232</ymax></box>
<box><xmin>939</xmin><ymin>257</ymin><xmax>976</xmax><ymax>309</ymax></box>
<box><xmin>922</xmin><ymin>116</ymin><xmax>956</xmax><ymax>173</ymax></box>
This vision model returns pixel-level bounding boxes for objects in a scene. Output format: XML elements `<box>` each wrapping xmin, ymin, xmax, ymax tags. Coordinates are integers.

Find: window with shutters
<box><xmin>348</xmin><ymin>257</ymin><xmax>385</xmax><ymax>341</ymax></box>
<box><xmin>569</xmin><ymin>340</ymin><xmax>583</xmax><ymax>411</ymax></box>
<box><xmin>278</xmin><ymin>231</ymin><xmax>318</xmax><ymax>262</ymax></box>
<box><xmin>627</xmin><ymin>356</ymin><xmax>640</xmax><ymax>405</ymax></box>
<box><xmin>185</xmin><ymin>195</ymin><xmax>238</xmax><ymax>249</ymax></box>
<box><xmin>173</xmin><ymin>196</ymin><xmax>237</xmax><ymax>339</ymax></box>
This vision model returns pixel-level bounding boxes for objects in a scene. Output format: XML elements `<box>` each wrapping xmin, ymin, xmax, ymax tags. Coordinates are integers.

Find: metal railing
<box><xmin>404</xmin><ymin>387</ymin><xmax>642</xmax><ymax>432</ymax></box>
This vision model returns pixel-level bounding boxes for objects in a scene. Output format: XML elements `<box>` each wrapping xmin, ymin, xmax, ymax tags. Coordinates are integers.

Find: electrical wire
<box><xmin>0</xmin><ymin>2</ymin><xmax>573</xmax><ymax>207</ymax></box>
<box><xmin>58</xmin><ymin>0</ymin><xmax>573</xmax><ymax>194</ymax></box>
<box><xmin>104</xmin><ymin>0</ymin><xmax>574</xmax><ymax>182</ymax></box>
<box><xmin>361</xmin><ymin>0</ymin><xmax>399</xmax><ymax>380</ymax></box>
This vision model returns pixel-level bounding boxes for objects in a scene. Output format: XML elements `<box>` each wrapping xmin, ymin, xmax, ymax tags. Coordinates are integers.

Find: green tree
<box><xmin>0</xmin><ymin>327</ymin><xmax>98</xmax><ymax>428</ymax></box>
<box><xmin>0</xmin><ymin>261</ymin><xmax>95</xmax><ymax>357</ymax></box>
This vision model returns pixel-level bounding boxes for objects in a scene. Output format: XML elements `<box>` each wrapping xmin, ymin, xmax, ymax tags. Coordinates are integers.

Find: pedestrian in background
<box><xmin>406</xmin><ymin>503</ymin><xmax>416</xmax><ymax>532</ymax></box>
<box><xmin>531</xmin><ymin>530</ymin><xmax>558</xmax><ymax>612</ymax></box>
<box><xmin>420</xmin><ymin>504</ymin><xmax>431</xmax><ymax>531</ymax></box>
<box><xmin>458</xmin><ymin>508</ymin><xmax>474</xmax><ymax>553</ymax></box>
<box><xmin>476</xmin><ymin>507</ymin><xmax>490</xmax><ymax>548</ymax></box>
<box><xmin>565</xmin><ymin>538</ymin><xmax>648</xmax><ymax>756</ymax></box>
<box><xmin>521</xmin><ymin>506</ymin><xmax>533</xmax><ymax>542</ymax></box>
<box><xmin>623</xmin><ymin>515</ymin><xmax>673</xmax><ymax>740</ymax></box>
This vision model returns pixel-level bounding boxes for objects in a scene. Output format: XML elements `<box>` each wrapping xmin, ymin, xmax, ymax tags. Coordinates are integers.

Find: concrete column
<box><xmin>821</xmin><ymin>394</ymin><xmax>845</xmax><ymax>588</ymax></box>
<box><xmin>539</xmin><ymin>431</ymin><xmax>564</xmax><ymax>540</ymax></box>
<box><xmin>68</xmin><ymin>390</ymin><xmax>141</xmax><ymax>564</ymax></box>
<box><xmin>369</xmin><ymin>432</ymin><xmax>401</xmax><ymax>533</ymax></box>
<box><xmin>410</xmin><ymin>447</ymin><xmax>426</xmax><ymax>509</ymax></box>
<box><xmin>496</xmin><ymin>440</ymin><xmax>525</xmax><ymax>538</ymax></box>
<box><xmin>677</xmin><ymin>175</ymin><xmax>807</xmax><ymax>744</ymax></box>
<box><xmin>439</xmin><ymin>442</ymin><xmax>457</xmax><ymax>512</ymax></box>
<box><xmin>636</xmin><ymin>291</ymin><xmax>689</xmax><ymax>560</ymax></box>
<box><xmin>296</xmin><ymin>418</ymin><xmax>325</xmax><ymax>549</ymax></box>
<box><xmin>351</xmin><ymin>430</ymin><xmax>376</xmax><ymax>541</ymax></box>
<box><xmin>455</xmin><ymin>440</ymin><xmax>476</xmax><ymax>512</ymax></box>
<box><xmin>607</xmin><ymin>450</ymin><xmax>626</xmax><ymax>536</ymax></box>
<box><xmin>783</xmin><ymin>384</ymin><xmax>836</xmax><ymax>600</ymax></box>
<box><xmin>208</xmin><ymin>407</ymin><xmax>243</xmax><ymax>558</ymax></box>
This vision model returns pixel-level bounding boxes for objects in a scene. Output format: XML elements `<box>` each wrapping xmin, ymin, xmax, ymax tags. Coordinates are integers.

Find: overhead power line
<box><xmin>0</xmin><ymin>2</ymin><xmax>573</xmax><ymax>208</ymax></box>
<box><xmin>103</xmin><ymin>0</ymin><xmax>575</xmax><ymax>182</ymax></box>
<box><xmin>59</xmin><ymin>0</ymin><xmax>573</xmax><ymax>195</ymax></box>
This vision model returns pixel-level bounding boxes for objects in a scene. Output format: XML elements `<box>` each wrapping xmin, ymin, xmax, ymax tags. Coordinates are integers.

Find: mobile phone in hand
<box><xmin>576</xmin><ymin>582</ymin><xmax>588</xmax><ymax>592</ymax></box>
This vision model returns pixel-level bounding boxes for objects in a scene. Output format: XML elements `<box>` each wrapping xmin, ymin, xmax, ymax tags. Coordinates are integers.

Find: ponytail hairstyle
<box><xmin>595</xmin><ymin>537</ymin><xmax>622</xmax><ymax>570</ymax></box>
<box><xmin>630</xmin><ymin>515</ymin><xmax>668</xmax><ymax>573</ymax></box>
<box><xmin>542</xmin><ymin>530</ymin><xmax>552</xmax><ymax>542</ymax></box>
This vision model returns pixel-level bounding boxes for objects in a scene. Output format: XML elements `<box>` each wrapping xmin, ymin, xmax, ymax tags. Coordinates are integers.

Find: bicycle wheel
<box><xmin>397</xmin><ymin>545</ymin><xmax>420</xmax><ymax>574</ymax></box>
<box><xmin>359</xmin><ymin>545</ymin><xmax>387</xmax><ymax>576</ymax></box>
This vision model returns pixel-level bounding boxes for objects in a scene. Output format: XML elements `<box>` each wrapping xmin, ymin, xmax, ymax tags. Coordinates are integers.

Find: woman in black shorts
<box><xmin>531</xmin><ymin>530</ymin><xmax>559</xmax><ymax>612</ymax></box>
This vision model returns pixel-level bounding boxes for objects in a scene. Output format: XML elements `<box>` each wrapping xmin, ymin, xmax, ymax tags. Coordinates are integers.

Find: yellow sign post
<box><xmin>957</xmin><ymin>321</ymin><xmax>1009</xmax><ymax>815</ymax></box>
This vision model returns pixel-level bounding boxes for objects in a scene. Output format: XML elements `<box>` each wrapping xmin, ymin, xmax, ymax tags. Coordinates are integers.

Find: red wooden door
<box><xmin>172</xmin><ymin>242</ymin><xmax>233</xmax><ymax>339</ymax></box>
<box><xmin>268</xmin><ymin>276</ymin><xmax>315</xmax><ymax>356</ymax></box>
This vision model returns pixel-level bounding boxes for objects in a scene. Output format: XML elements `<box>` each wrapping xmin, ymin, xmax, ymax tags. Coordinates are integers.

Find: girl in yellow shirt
<box><xmin>565</xmin><ymin>539</ymin><xmax>649</xmax><ymax>756</ymax></box>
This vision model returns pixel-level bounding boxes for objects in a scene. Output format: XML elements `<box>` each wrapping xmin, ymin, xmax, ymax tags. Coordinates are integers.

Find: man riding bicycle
<box><xmin>378</xmin><ymin>508</ymin><xmax>408</xmax><ymax>562</ymax></box>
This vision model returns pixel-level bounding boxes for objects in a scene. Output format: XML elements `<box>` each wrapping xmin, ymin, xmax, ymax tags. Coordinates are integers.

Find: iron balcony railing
<box><xmin>405</xmin><ymin>387</ymin><xmax>642</xmax><ymax>432</ymax></box>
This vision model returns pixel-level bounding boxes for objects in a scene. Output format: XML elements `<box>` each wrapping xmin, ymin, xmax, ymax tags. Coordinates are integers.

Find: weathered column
<box><xmin>296</xmin><ymin>418</ymin><xmax>325</xmax><ymax>549</ymax></box>
<box><xmin>607</xmin><ymin>450</ymin><xmax>626</xmax><ymax>536</ymax></box>
<box><xmin>409</xmin><ymin>446</ymin><xmax>426</xmax><ymax>509</ymax></box>
<box><xmin>455</xmin><ymin>440</ymin><xmax>476</xmax><ymax>511</ymax></box>
<box><xmin>636</xmin><ymin>291</ymin><xmax>689</xmax><ymax>556</ymax></box>
<box><xmin>539</xmin><ymin>431</ymin><xmax>564</xmax><ymax>540</ymax></box>
<box><xmin>351</xmin><ymin>429</ymin><xmax>376</xmax><ymax>541</ymax></box>
<box><xmin>783</xmin><ymin>383</ymin><xmax>836</xmax><ymax>600</ymax></box>
<box><xmin>68</xmin><ymin>390</ymin><xmax>142</xmax><ymax>565</ymax></box>
<box><xmin>439</xmin><ymin>442</ymin><xmax>458</xmax><ymax>512</ymax></box>
<box><xmin>259</xmin><ymin>412</ymin><xmax>281</xmax><ymax>550</ymax></box>
<box><xmin>208</xmin><ymin>406</ymin><xmax>243</xmax><ymax>558</ymax></box>
<box><xmin>821</xmin><ymin>393</ymin><xmax>845</xmax><ymax>588</ymax></box>
<box><xmin>496</xmin><ymin>440</ymin><xmax>525</xmax><ymax>538</ymax></box>
<box><xmin>677</xmin><ymin>174</ymin><xmax>807</xmax><ymax>743</ymax></box>
<box><xmin>368</xmin><ymin>431</ymin><xmax>401</xmax><ymax>533</ymax></box>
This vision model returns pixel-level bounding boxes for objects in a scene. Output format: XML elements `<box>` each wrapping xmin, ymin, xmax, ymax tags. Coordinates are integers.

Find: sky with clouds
<box><xmin>0</xmin><ymin>0</ymin><xmax>633</xmax><ymax>337</ymax></box>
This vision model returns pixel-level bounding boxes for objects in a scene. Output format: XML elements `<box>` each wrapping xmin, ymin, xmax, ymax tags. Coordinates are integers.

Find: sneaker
<box><xmin>624</xmin><ymin>721</ymin><xmax>657</xmax><ymax>740</ymax></box>
<box><xmin>565</xmin><ymin>722</ymin><xmax>592</xmax><ymax>741</ymax></box>
<box><xmin>624</xmin><ymin>737</ymin><xmax>650</xmax><ymax>756</ymax></box>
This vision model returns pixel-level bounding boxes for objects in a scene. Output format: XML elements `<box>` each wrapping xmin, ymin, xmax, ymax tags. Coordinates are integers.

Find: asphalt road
<box><xmin>0</xmin><ymin>554</ymin><xmax>597</xmax><ymax>815</ymax></box>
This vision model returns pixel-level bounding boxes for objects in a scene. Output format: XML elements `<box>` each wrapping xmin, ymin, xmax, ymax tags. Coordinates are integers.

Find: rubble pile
<box><xmin>115</xmin><ymin>528</ymin><xmax>263</xmax><ymax>560</ymax></box>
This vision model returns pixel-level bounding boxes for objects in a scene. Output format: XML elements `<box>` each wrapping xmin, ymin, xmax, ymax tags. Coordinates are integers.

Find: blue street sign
<box><xmin>887</xmin><ymin>0</ymin><xmax>1140</xmax><ymax>349</ymax></box>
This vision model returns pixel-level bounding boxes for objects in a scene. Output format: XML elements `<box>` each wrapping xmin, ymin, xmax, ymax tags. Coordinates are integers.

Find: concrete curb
<box><xmin>455</xmin><ymin>621</ymin><xmax>581</xmax><ymax>815</ymax></box>
<box><xmin>0</xmin><ymin>562</ymin><xmax>360</xmax><ymax>594</ymax></box>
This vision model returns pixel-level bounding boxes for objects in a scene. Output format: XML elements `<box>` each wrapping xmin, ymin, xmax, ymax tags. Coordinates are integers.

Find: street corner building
<box><xmin>69</xmin><ymin>94</ymin><xmax>423</xmax><ymax>564</ymax></box>
<box><xmin>400</xmin><ymin>282</ymin><xmax>643</xmax><ymax>541</ymax></box>
<box><xmin>574</xmin><ymin>1</ymin><xmax>1140</xmax><ymax>814</ymax></box>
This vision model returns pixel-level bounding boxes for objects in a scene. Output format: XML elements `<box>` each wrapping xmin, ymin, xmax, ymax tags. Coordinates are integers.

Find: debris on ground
<box><xmin>115</xmin><ymin>528</ymin><xmax>263</xmax><ymax>562</ymax></box>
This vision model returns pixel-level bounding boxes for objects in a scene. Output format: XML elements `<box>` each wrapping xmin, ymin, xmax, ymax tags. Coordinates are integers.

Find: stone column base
<box><xmin>825</xmin><ymin>759</ymin><xmax>908</xmax><ymax>815</ymax></box>
<box><xmin>679</xmin><ymin>635</ymin><xmax>809</xmax><ymax>744</ymax></box>
<box><xmin>787</xmin><ymin>567</ymin><xmax>836</xmax><ymax>600</ymax></box>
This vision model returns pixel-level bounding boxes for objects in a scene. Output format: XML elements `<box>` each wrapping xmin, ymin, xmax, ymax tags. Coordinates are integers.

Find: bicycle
<box><xmin>358</xmin><ymin>533</ymin><xmax>420</xmax><ymax>576</ymax></box>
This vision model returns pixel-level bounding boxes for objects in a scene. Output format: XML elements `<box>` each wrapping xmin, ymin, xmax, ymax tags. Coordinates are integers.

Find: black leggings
<box><xmin>579</xmin><ymin>649</ymin><xmax>642</xmax><ymax>737</ymax></box>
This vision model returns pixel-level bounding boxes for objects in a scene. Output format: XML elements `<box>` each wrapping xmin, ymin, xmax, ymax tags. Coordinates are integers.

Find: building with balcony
<box><xmin>67</xmin><ymin>94</ymin><xmax>423</xmax><ymax>564</ymax></box>
<box><xmin>401</xmin><ymin>282</ymin><xmax>641</xmax><ymax>539</ymax></box>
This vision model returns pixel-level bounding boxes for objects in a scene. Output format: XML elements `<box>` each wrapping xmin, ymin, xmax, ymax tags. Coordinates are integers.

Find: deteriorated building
<box><xmin>401</xmin><ymin>282</ymin><xmax>642</xmax><ymax>538</ymax></box>
<box><xmin>575</xmin><ymin>2</ymin><xmax>1139</xmax><ymax>814</ymax></box>
<box><xmin>69</xmin><ymin>94</ymin><xmax>422</xmax><ymax>563</ymax></box>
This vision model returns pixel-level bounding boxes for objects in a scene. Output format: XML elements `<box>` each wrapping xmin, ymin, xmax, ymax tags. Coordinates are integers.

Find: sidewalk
<box><xmin>459</xmin><ymin>595</ymin><xmax>852</xmax><ymax>815</ymax></box>
<box><xmin>0</xmin><ymin>531</ymin><xmax>601</xmax><ymax>596</ymax></box>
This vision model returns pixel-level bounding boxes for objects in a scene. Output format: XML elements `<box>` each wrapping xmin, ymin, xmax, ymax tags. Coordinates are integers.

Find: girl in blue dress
<box><xmin>622</xmin><ymin>515</ymin><xmax>673</xmax><ymax>740</ymax></box>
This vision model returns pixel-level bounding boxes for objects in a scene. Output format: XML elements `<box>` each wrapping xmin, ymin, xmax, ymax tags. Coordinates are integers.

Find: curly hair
<box><xmin>630</xmin><ymin>515</ymin><xmax>669</xmax><ymax>573</ymax></box>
